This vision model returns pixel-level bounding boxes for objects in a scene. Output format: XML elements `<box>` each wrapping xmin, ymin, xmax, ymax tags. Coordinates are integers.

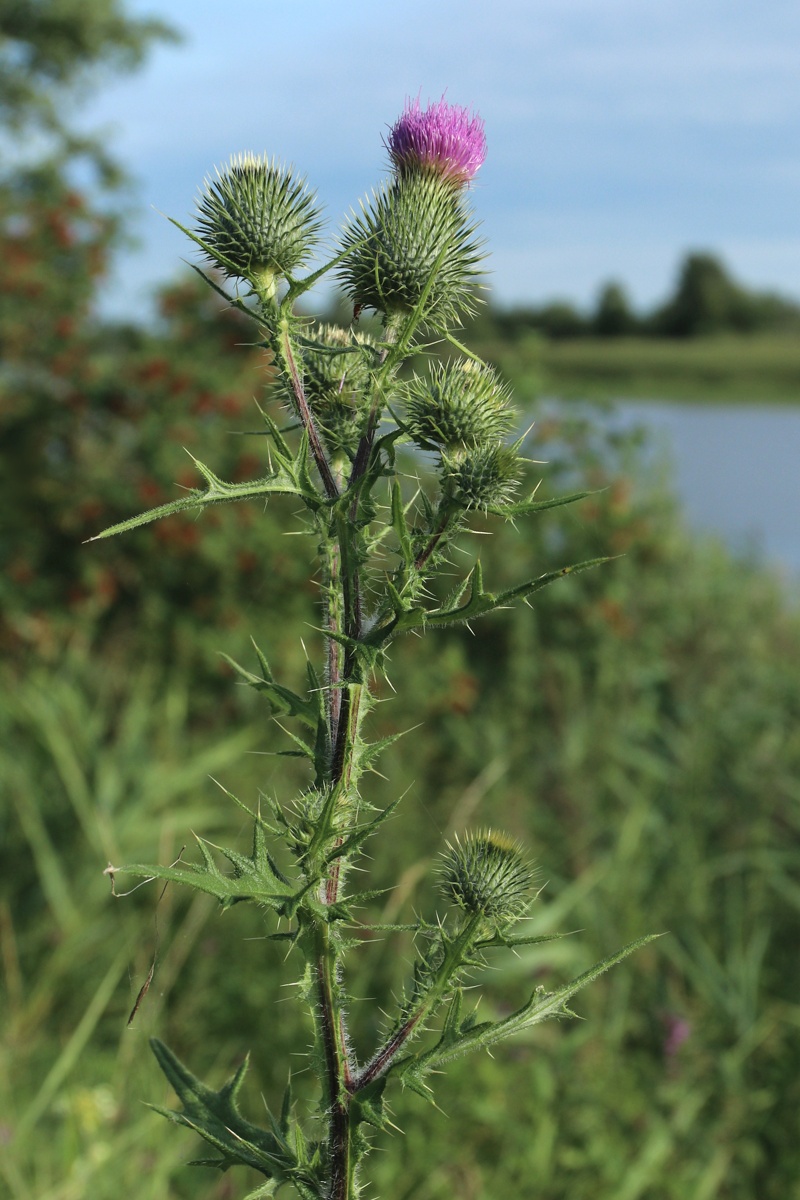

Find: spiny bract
<box><xmin>403</xmin><ymin>358</ymin><xmax>515</xmax><ymax>451</ymax></box>
<box><xmin>438</xmin><ymin>829</ymin><xmax>535</xmax><ymax>924</ymax></box>
<box><xmin>195</xmin><ymin>153</ymin><xmax>322</xmax><ymax>286</ymax></box>
<box><xmin>338</xmin><ymin>174</ymin><xmax>484</xmax><ymax>327</ymax></box>
<box><xmin>440</xmin><ymin>441</ymin><xmax>523</xmax><ymax>511</ymax></box>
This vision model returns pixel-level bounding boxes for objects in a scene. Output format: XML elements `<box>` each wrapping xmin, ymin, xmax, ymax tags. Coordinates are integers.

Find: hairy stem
<box><xmin>325</xmin><ymin>539</ymin><xmax>344</xmax><ymax>756</ymax></box>
<box><xmin>278</xmin><ymin>319</ymin><xmax>339</xmax><ymax>500</ymax></box>
<box><xmin>352</xmin><ymin>914</ymin><xmax>481</xmax><ymax>1092</ymax></box>
<box><xmin>314</xmin><ymin>921</ymin><xmax>355</xmax><ymax>1200</ymax></box>
<box><xmin>316</xmin><ymin>523</ymin><xmax>372</xmax><ymax>1198</ymax></box>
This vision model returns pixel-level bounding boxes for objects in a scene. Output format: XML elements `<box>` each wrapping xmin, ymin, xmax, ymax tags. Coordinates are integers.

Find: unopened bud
<box><xmin>195</xmin><ymin>154</ymin><xmax>321</xmax><ymax>290</ymax></box>
<box><xmin>403</xmin><ymin>359</ymin><xmax>515</xmax><ymax>451</ymax></box>
<box><xmin>338</xmin><ymin>174</ymin><xmax>484</xmax><ymax>327</ymax></box>
<box><xmin>438</xmin><ymin>830</ymin><xmax>534</xmax><ymax>924</ymax></box>
<box><xmin>302</xmin><ymin>324</ymin><xmax>375</xmax><ymax>458</ymax></box>
<box><xmin>440</xmin><ymin>442</ymin><xmax>522</xmax><ymax>511</ymax></box>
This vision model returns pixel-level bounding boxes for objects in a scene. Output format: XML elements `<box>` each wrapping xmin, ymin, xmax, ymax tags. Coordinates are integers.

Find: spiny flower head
<box><xmin>194</xmin><ymin>153</ymin><xmax>322</xmax><ymax>290</ymax></box>
<box><xmin>386</xmin><ymin>96</ymin><xmax>487</xmax><ymax>187</ymax></box>
<box><xmin>301</xmin><ymin>324</ymin><xmax>375</xmax><ymax>459</ymax></box>
<box><xmin>403</xmin><ymin>359</ymin><xmax>515</xmax><ymax>451</ymax></box>
<box><xmin>338</xmin><ymin>174</ymin><xmax>484</xmax><ymax>327</ymax></box>
<box><xmin>440</xmin><ymin>441</ymin><xmax>523</xmax><ymax>511</ymax></box>
<box><xmin>438</xmin><ymin>830</ymin><xmax>535</xmax><ymax>925</ymax></box>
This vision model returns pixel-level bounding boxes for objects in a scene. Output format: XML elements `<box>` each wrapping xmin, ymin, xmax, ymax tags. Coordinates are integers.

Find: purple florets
<box><xmin>386</xmin><ymin>96</ymin><xmax>487</xmax><ymax>186</ymax></box>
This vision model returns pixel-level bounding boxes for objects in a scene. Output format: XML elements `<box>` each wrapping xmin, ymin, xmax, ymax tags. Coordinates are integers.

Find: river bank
<box><xmin>473</xmin><ymin>332</ymin><xmax>800</xmax><ymax>405</ymax></box>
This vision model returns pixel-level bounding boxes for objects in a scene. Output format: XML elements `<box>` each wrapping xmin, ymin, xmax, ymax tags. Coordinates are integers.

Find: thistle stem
<box><xmin>314</xmin><ymin>921</ymin><xmax>355</xmax><ymax>1200</ymax></box>
<box><xmin>316</xmin><ymin>517</ymin><xmax>372</xmax><ymax>1199</ymax></box>
<box><xmin>278</xmin><ymin>321</ymin><xmax>339</xmax><ymax>500</ymax></box>
<box><xmin>414</xmin><ymin>511</ymin><xmax>452</xmax><ymax>573</ymax></box>
<box><xmin>352</xmin><ymin>914</ymin><xmax>481</xmax><ymax>1093</ymax></box>
<box><xmin>325</xmin><ymin>540</ymin><xmax>344</xmax><ymax>756</ymax></box>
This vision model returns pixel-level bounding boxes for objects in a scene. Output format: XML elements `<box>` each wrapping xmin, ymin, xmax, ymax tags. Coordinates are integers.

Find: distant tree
<box><xmin>648</xmin><ymin>251</ymin><xmax>800</xmax><ymax>338</ymax></box>
<box><xmin>652</xmin><ymin>253</ymin><xmax>741</xmax><ymax>336</ymax></box>
<box><xmin>533</xmin><ymin>300</ymin><xmax>588</xmax><ymax>339</ymax></box>
<box><xmin>592</xmin><ymin>281</ymin><xmax>637</xmax><ymax>337</ymax></box>
<box><xmin>1</xmin><ymin>0</ymin><xmax>175</xmax><ymax>180</ymax></box>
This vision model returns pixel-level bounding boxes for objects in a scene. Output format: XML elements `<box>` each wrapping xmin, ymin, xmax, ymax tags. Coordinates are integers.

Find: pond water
<box><xmin>611</xmin><ymin>402</ymin><xmax>800</xmax><ymax>583</ymax></box>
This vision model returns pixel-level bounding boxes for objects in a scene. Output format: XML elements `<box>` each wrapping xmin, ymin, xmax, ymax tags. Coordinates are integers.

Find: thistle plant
<box><xmin>95</xmin><ymin>97</ymin><xmax>657</xmax><ymax>1200</ymax></box>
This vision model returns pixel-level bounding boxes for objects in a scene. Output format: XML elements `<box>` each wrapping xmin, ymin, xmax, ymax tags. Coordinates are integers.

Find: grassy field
<box><xmin>470</xmin><ymin>332</ymin><xmax>800</xmax><ymax>404</ymax></box>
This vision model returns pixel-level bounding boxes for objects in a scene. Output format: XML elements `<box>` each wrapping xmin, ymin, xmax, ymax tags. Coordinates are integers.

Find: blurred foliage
<box><xmin>0</xmin><ymin>0</ymin><xmax>176</xmax><ymax>178</ymax></box>
<box><xmin>0</xmin><ymin>154</ymin><xmax>313</xmax><ymax>690</ymax></box>
<box><xmin>3</xmin><ymin>3</ymin><xmax>800</xmax><ymax>1196</ymax></box>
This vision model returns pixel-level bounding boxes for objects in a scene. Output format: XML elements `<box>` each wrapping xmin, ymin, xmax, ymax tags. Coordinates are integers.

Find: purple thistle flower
<box><xmin>386</xmin><ymin>96</ymin><xmax>487</xmax><ymax>187</ymax></box>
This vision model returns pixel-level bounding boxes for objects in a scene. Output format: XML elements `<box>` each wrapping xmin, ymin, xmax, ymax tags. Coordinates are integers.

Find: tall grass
<box><xmin>4</xmin><ymin>407</ymin><xmax>800</xmax><ymax>1197</ymax></box>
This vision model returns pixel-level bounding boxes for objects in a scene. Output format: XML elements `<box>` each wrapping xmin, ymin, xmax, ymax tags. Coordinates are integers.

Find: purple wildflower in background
<box><xmin>386</xmin><ymin>96</ymin><xmax>487</xmax><ymax>186</ymax></box>
<box><xmin>662</xmin><ymin>1013</ymin><xmax>691</xmax><ymax>1060</ymax></box>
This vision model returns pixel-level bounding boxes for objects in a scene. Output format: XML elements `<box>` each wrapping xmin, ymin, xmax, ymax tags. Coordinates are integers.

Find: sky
<box><xmin>79</xmin><ymin>0</ymin><xmax>800</xmax><ymax>320</ymax></box>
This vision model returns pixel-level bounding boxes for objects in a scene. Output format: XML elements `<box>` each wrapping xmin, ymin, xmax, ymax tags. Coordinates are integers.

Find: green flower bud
<box><xmin>438</xmin><ymin>830</ymin><xmax>534</xmax><ymax>924</ymax></box>
<box><xmin>440</xmin><ymin>442</ymin><xmax>522</xmax><ymax>511</ymax></box>
<box><xmin>302</xmin><ymin>324</ymin><xmax>375</xmax><ymax>458</ymax></box>
<box><xmin>403</xmin><ymin>359</ymin><xmax>515</xmax><ymax>451</ymax></box>
<box><xmin>338</xmin><ymin>174</ymin><xmax>484</xmax><ymax>327</ymax></box>
<box><xmin>195</xmin><ymin>154</ymin><xmax>322</xmax><ymax>290</ymax></box>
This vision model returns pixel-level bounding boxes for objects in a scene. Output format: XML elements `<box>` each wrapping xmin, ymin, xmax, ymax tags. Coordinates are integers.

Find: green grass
<box><xmin>472</xmin><ymin>333</ymin><xmax>800</xmax><ymax>404</ymax></box>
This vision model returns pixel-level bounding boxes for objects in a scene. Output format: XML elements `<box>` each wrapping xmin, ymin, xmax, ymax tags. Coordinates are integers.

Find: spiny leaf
<box><xmin>110</xmin><ymin>825</ymin><xmax>295</xmax><ymax>911</ymax></box>
<box><xmin>323</xmin><ymin>796</ymin><xmax>400</xmax><ymax>864</ymax></box>
<box><xmin>396</xmin><ymin>933</ymin><xmax>663</xmax><ymax>1084</ymax></box>
<box><xmin>495</xmin><ymin>556</ymin><xmax>611</xmax><ymax>607</ymax></box>
<box><xmin>149</xmin><ymin>1039</ymin><xmax>294</xmax><ymax>1179</ymax></box>
<box><xmin>283</xmin><ymin>242</ymin><xmax>358</xmax><ymax>303</ymax></box>
<box><xmin>257</xmin><ymin>403</ymin><xmax>293</xmax><ymax>459</ymax></box>
<box><xmin>186</xmin><ymin>260</ymin><xmax>258</xmax><ymax>319</ymax></box>
<box><xmin>274</xmin><ymin>722</ymin><xmax>317</xmax><ymax>761</ymax></box>
<box><xmin>476</xmin><ymin>930</ymin><xmax>570</xmax><ymax>950</ymax></box>
<box><xmin>354</xmin><ymin>729</ymin><xmax>412</xmax><ymax>775</ymax></box>
<box><xmin>486</xmin><ymin>489</ymin><xmax>595</xmax><ymax>518</ymax></box>
<box><xmin>391</xmin><ymin>479</ymin><xmax>413</xmax><ymax>567</ymax></box>
<box><xmin>351</xmin><ymin>1078</ymin><xmax>390</xmax><ymax>1132</ymax></box>
<box><xmin>365</xmin><ymin>556</ymin><xmax>611</xmax><ymax>646</ymax></box>
<box><xmin>87</xmin><ymin>461</ymin><xmax>321</xmax><ymax>542</ymax></box>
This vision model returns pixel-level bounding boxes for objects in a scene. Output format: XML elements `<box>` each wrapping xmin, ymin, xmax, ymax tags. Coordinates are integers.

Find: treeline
<box><xmin>481</xmin><ymin>252</ymin><xmax>800</xmax><ymax>340</ymax></box>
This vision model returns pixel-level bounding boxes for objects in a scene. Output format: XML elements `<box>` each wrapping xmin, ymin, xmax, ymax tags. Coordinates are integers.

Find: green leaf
<box><xmin>111</xmin><ymin>825</ymin><xmax>295</xmax><ymax>911</ymax></box>
<box><xmin>476</xmin><ymin>930</ymin><xmax>571</xmax><ymax>950</ymax></box>
<box><xmin>351</xmin><ymin>1077</ymin><xmax>390</xmax><ymax>1132</ymax></box>
<box><xmin>149</xmin><ymin>1040</ymin><xmax>294</xmax><ymax>1180</ymax></box>
<box><xmin>220</xmin><ymin>652</ymin><xmax>320</xmax><ymax>730</ymax></box>
<box><xmin>87</xmin><ymin>457</ymin><xmax>321</xmax><ymax>541</ymax></box>
<box><xmin>185</xmin><ymin>261</ymin><xmax>259</xmax><ymax>320</ymax></box>
<box><xmin>396</xmin><ymin>933</ymin><xmax>663</xmax><ymax>1086</ymax></box>
<box><xmin>283</xmin><ymin>242</ymin><xmax>359</xmax><ymax>303</ymax></box>
<box><xmin>364</xmin><ymin>556</ymin><xmax>609</xmax><ymax>647</ymax></box>
<box><xmin>390</xmin><ymin>479</ymin><xmax>414</xmax><ymax>568</ymax></box>
<box><xmin>486</xmin><ymin>489</ymin><xmax>595</xmax><ymax>518</ymax></box>
<box><xmin>494</xmin><ymin>557</ymin><xmax>611</xmax><ymax>608</ymax></box>
<box><xmin>354</xmin><ymin>729</ymin><xmax>413</xmax><ymax>776</ymax></box>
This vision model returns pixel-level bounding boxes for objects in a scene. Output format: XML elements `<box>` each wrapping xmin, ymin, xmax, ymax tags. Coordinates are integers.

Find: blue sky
<box><xmin>82</xmin><ymin>0</ymin><xmax>800</xmax><ymax>319</ymax></box>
